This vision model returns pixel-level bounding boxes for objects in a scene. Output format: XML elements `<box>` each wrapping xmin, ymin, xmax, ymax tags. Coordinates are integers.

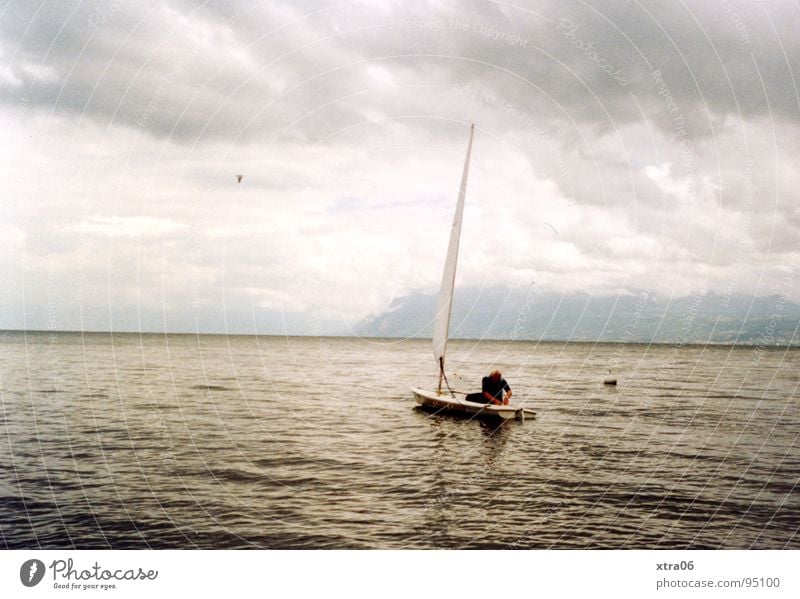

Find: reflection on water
<box><xmin>0</xmin><ymin>331</ymin><xmax>798</xmax><ymax>548</ymax></box>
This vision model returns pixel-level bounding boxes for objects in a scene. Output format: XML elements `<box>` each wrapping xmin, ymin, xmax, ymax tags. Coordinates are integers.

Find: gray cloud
<box><xmin>2</xmin><ymin>0</ymin><xmax>799</xmax><ymax>333</ymax></box>
<box><xmin>4</xmin><ymin>1</ymin><xmax>799</xmax><ymax>143</ymax></box>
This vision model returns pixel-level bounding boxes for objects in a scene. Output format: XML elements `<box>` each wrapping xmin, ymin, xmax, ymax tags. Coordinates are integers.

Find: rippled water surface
<box><xmin>1</xmin><ymin>331</ymin><xmax>798</xmax><ymax>549</ymax></box>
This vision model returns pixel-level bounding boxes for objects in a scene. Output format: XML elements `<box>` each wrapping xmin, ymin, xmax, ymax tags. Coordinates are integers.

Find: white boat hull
<box><xmin>411</xmin><ymin>387</ymin><xmax>536</xmax><ymax>422</ymax></box>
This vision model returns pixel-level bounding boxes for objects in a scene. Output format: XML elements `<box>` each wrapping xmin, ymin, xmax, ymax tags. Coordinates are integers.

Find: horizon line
<box><xmin>2</xmin><ymin>328</ymin><xmax>798</xmax><ymax>348</ymax></box>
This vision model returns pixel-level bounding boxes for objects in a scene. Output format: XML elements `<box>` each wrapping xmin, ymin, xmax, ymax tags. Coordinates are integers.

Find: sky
<box><xmin>2</xmin><ymin>0</ymin><xmax>799</xmax><ymax>335</ymax></box>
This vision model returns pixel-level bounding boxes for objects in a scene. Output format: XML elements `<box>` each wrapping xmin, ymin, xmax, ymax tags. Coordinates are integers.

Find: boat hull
<box><xmin>411</xmin><ymin>387</ymin><xmax>535</xmax><ymax>422</ymax></box>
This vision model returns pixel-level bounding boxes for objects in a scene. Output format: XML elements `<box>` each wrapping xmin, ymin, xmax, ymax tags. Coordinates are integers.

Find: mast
<box><xmin>432</xmin><ymin>124</ymin><xmax>475</xmax><ymax>393</ymax></box>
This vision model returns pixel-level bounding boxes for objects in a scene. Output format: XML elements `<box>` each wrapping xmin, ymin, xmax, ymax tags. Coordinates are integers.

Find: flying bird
<box><xmin>236</xmin><ymin>175</ymin><xmax>244</xmax><ymax>184</ymax></box>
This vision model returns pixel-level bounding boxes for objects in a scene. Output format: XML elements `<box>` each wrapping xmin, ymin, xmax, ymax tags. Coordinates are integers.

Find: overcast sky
<box><xmin>2</xmin><ymin>0</ymin><xmax>799</xmax><ymax>334</ymax></box>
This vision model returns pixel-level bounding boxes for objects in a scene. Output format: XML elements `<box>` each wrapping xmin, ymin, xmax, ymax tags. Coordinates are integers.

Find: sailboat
<box><xmin>411</xmin><ymin>124</ymin><xmax>536</xmax><ymax>422</ymax></box>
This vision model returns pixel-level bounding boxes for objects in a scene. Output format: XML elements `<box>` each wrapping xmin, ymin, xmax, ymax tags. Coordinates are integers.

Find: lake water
<box><xmin>1</xmin><ymin>331</ymin><xmax>798</xmax><ymax>549</ymax></box>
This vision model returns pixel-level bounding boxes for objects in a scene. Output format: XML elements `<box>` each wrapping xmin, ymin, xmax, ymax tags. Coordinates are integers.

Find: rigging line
<box><xmin>439</xmin><ymin>357</ymin><xmax>456</xmax><ymax>398</ymax></box>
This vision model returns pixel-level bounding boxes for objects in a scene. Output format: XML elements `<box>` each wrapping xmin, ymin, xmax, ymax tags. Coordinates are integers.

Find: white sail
<box><xmin>432</xmin><ymin>124</ymin><xmax>475</xmax><ymax>389</ymax></box>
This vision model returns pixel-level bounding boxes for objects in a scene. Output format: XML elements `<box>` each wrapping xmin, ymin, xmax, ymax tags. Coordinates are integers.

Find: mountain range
<box><xmin>355</xmin><ymin>288</ymin><xmax>800</xmax><ymax>345</ymax></box>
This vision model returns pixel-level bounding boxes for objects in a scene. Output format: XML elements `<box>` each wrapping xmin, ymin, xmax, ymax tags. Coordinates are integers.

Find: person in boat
<box><xmin>466</xmin><ymin>370</ymin><xmax>512</xmax><ymax>405</ymax></box>
<box><xmin>483</xmin><ymin>370</ymin><xmax>512</xmax><ymax>405</ymax></box>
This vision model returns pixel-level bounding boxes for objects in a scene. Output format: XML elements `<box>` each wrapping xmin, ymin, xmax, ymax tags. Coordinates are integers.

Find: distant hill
<box><xmin>354</xmin><ymin>288</ymin><xmax>800</xmax><ymax>345</ymax></box>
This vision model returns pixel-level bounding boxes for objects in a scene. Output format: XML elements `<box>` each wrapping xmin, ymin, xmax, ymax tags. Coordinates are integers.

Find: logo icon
<box><xmin>20</xmin><ymin>559</ymin><xmax>46</xmax><ymax>587</ymax></box>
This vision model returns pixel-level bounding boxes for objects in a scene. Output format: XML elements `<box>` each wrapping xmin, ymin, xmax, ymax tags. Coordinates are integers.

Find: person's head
<box><xmin>490</xmin><ymin>370</ymin><xmax>502</xmax><ymax>381</ymax></box>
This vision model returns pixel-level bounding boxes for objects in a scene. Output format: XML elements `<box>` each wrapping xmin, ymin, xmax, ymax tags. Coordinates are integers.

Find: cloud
<box><xmin>70</xmin><ymin>215</ymin><xmax>186</xmax><ymax>237</ymax></box>
<box><xmin>2</xmin><ymin>0</ymin><xmax>799</xmax><ymax>333</ymax></box>
<box><xmin>3</xmin><ymin>0</ymin><xmax>796</xmax><ymax>144</ymax></box>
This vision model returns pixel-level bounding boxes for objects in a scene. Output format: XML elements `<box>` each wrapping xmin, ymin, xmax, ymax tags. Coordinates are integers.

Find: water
<box><xmin>1</xmin><ymin>331</ymin><xmax>798</xmax><ymax>549</ymax></box>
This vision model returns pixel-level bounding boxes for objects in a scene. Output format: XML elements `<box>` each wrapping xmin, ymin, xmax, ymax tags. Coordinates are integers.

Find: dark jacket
<box><xmin>482</xmin><ymin>376</ymin><xmax>510</xmax><ymax>402</ymax></box>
